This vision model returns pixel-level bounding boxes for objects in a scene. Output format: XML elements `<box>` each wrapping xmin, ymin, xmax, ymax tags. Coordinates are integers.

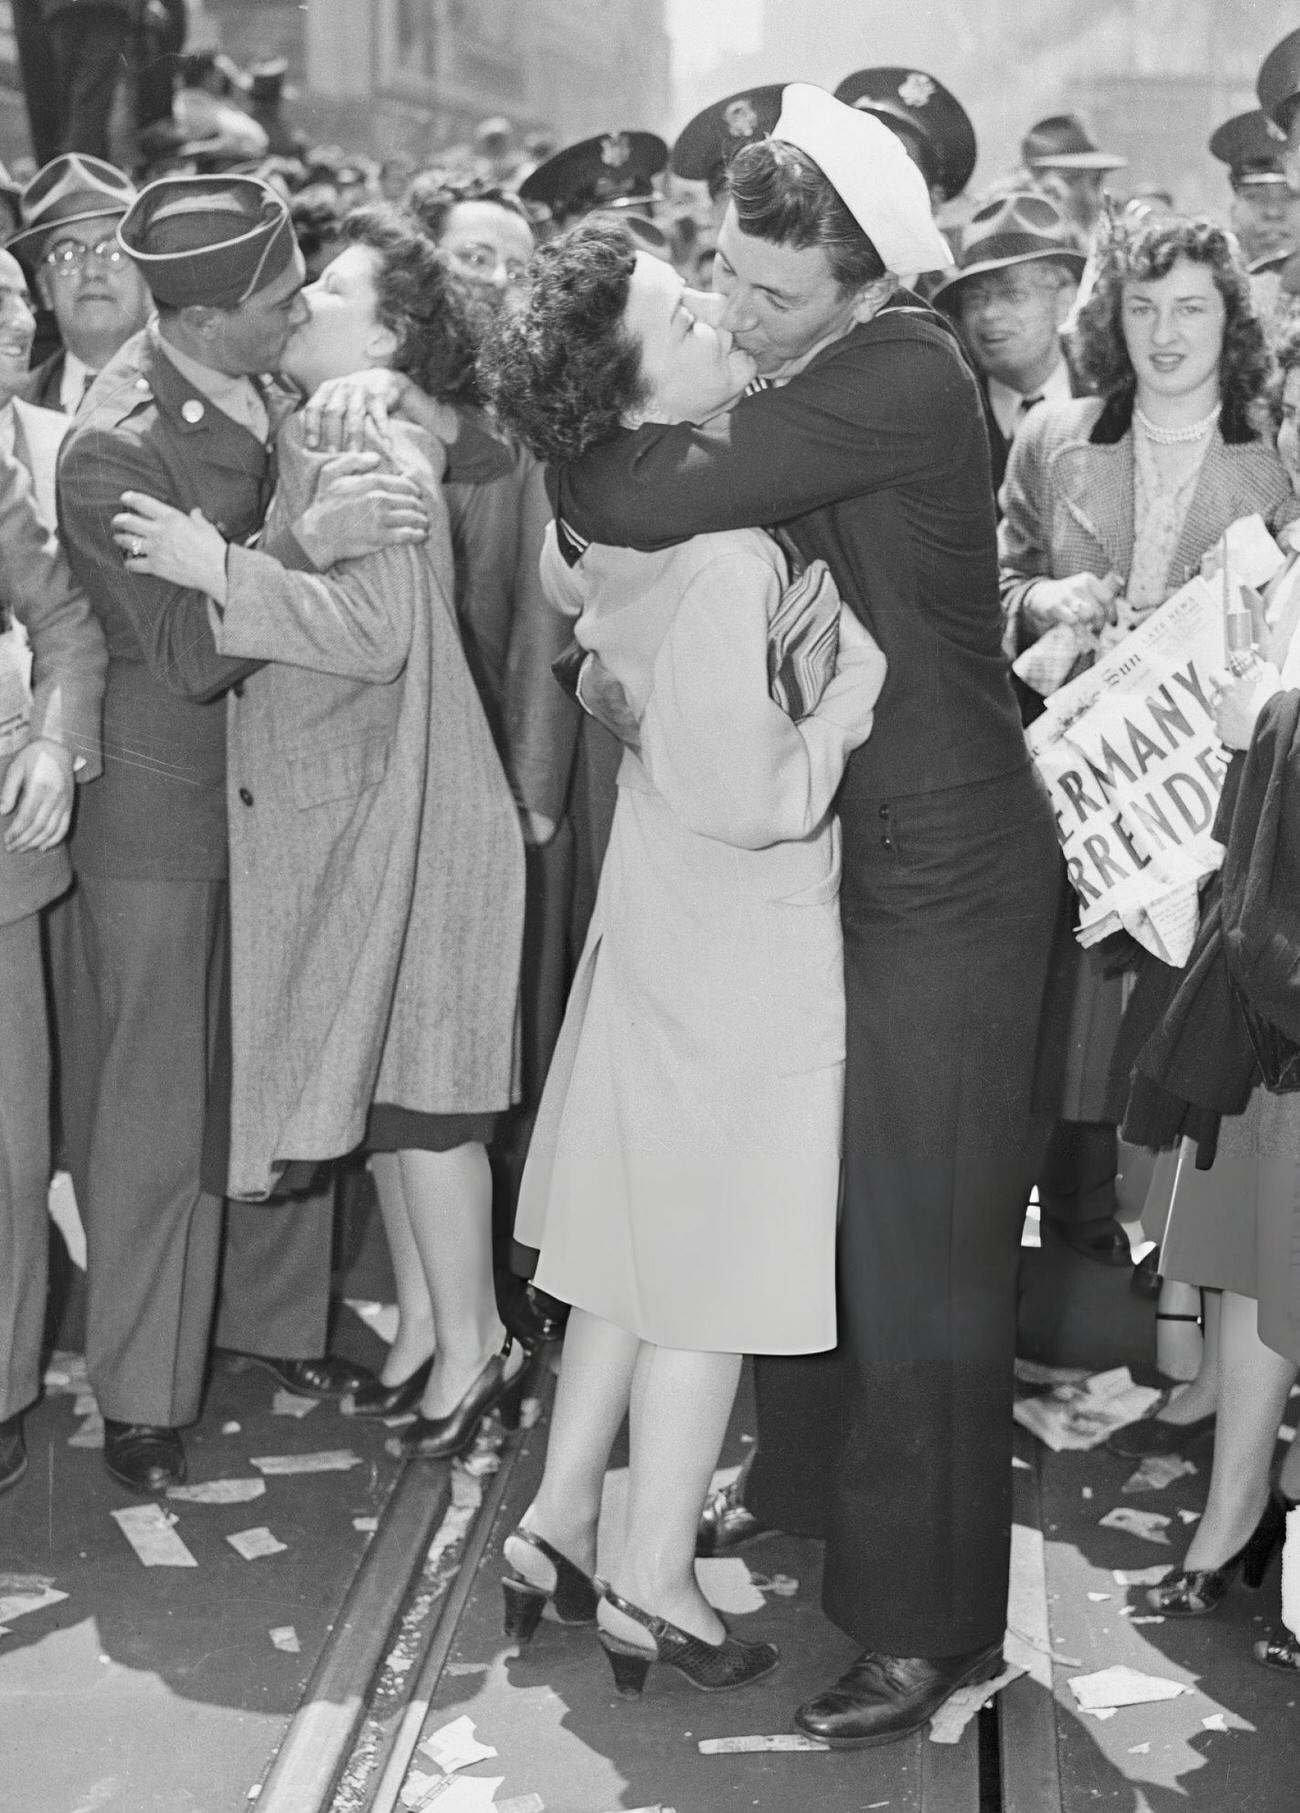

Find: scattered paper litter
<box><xmin>1114</xmin><ymin>1565</ymin><xmax>1171</xmax><ymax>1586</ymax></box>
<box><xmin>1127</xmin><ymin>1743</ymin><xmax>1151</xmax><ymax>1754</ymax></box>
<box><xmin>1178</xmin><ymin>1509</ymin><xmax>1202</xmax><ymax>1524</ymax></box>
<box><xmin>271</xmin><ymin>1390</ymin><xmax>318</xmax><ymax>1419</ymax></box>
<box><xmin>0</xmin><ymin>1580</ymin><xmax>68</xmax><ymax>1624</ymax></box>
<box><xmin>269</xmin><ymin>1626</ymin><xmax>300</xmax><ymax>1653</ymax></box>
<box><xmin>929</xmin><ymin>1663</ymin><xmax>1025</xmax><ymax>1742</ymax></box>
<box><xmin>698</xmin><ymin>1735</ymin><xmax>829</xmax><ymax>1753</ymax></box>
<box><xmin>353</xmin><ymin>1516</ymin><xmax>379</xmax><ymax>1533</ymax></box>
<box><xmin>67</xmin><ymin>1410</ymin><xmax>104</xmax><ymax>1449</ymax></box>
<box><xmin>1130</xmin><ymin>1615</ymin><xmax>1166</xmax><ymax>1625</ymax></box>
<box><xmin>227</xmin><ymin>1526</ymin><xmax>287</xmax><ymax>1561</ymax></box>
<box><xmin>222</xmin><ymin>1421</ymin><xmax>241</xmax><ymax>1435</ymax></box>
<box><xmin>459</xmin><ymin>1445</ymin><xmax>502</xmax><ymax>1479</ymax></box>
<box><xmin>250</xmin><ymin>1451</ymin><xmax>362</xmax><ymax>1475</ymax></box>
<box><xmin>168</xmin><ymin>1478</ymin><xmax>266</xmax><ymax>1505</ymax></box>
<box><xmin>696</xmin><ymin>1556</ymin><xmax>765</xmax><ymax>1614</ymax></box>
<box><xmin>1014</xmin><ymin>1367</ymin><xmax>1162</xmax><ymax>1452</ymax></box>
<box><xmin>72</xmin><ymin>1392</ymin><xmax>97</xmax><ymax>1417</ymax></box>
<box><xmin>496</xmin><ymin>1798</ymin><xmax>545</xmax><ymax>1813</ymax></box>
<box><xmin>111</xmin><ymin>1505</ymin><xmax>198</xmax><ymax>1568</ymax></box>
<box><xmin>1122</xmin><ymin>1455</ymin><xmax>1197</xmax><ymax>1494</ymax></box>
<box><xmin>1014</xmin><ymin>1359</ymin><xmax>1092</xmax><ymax>1386</ymax></box>
<box><xmin>1005</xmin><ymin>1522</ymin><xmax>1054</xmax><ymax>1687</ymax></box>
<box><xmin>749</xmin><ymin>1572</ymin><xmax>799</xmax><ymax>1597</ymax></box>
<box><xmin>450</xmin><ymin>1467</ymin><xmax>483</xmax><ymax>1510</ymax></box>
<box><xmin>443</xmin><ymin>1662</ymin><xmax>488</xmax><ymax>1677</ymax></box>
<box><xmin>42</xmin><ymin>1352</ymin><xmax>89</xmax><ymax>1393</ymax></box>
<box><xmin>518</xmin><ymin>1397</ymin><xmax>542</xmax><ymax>1430</ymax></box>
<box><xmin>1068</xmin><ymin>1664</ymin><xmax>1191</xmax><ymax>1710</ymax></box>
<box><xmin>418</xmin><ymin>1715</ymin><xmax>498</xmax><ymax>1774</ymax></box>
<box><xmin>1088</xmin><ymin>1707</ymin><xmax>1119</xmax><ymax>1721</ymax></box>
<box><xmin>1012</xmin><ymin>1455</ymin><xmax>1031</xmax><ymax>1471</ymax></box>
<box><xmin>401</xmin><ymin>1776</ymin><xmax>504</xmax><ymax>1812</ymax></box>
<box><xmin>1202</xmin><ymin>1713</ymin><xmax>1230</xmax><ymax>1732</ymax></box>
<box><xmin>1082</xmin><ymin>1486</ymin><xmax>1093</xmax><ymax>1499</ymax></box>
<box><xmin>1100</xmin><ymin>1507</ymin><xmax>1171</xmax><ymax>1545</ymax></box>
<box><xmin>1087</xmin><ymin>1592</ymin><xmax>1112</xmax><ymax>1602</ymax></box>
<box><xmin>344</xmin><ymin>1298</ymin><xmax>401</xmax><ymax>1345</ymax></box>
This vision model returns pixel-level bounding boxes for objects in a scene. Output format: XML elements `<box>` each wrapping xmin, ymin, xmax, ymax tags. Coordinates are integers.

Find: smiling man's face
<box><xmin>0</xmin><ymin>249</ymin><xmax>36</xmax><ymax>404</ymax></box>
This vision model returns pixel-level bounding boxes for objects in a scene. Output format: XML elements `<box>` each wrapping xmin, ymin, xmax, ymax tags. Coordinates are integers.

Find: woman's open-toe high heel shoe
<box><xmin>597</xmin><ymin>1587</ymin><xmax>779</xmax><ymax>1698</ymax></box>
<box><xmin>399</xmin><ymin>1336</ymin><xmax>529</xmax><ymax>1461</ymax></box>
<box><xmin>1146</xmin><ymin>1491</ymin><xmax>1289</xmax><ymax>1616</ymax></box>
<box><xmin>341</xmin><ymin>1355</ymin><xmax>433</xmax><ymax>1419</ymax></box>
<box><xmin>501</xmin><ymin>1527</ymin><xmax>600</xmax><ymax>1644</ymax></box>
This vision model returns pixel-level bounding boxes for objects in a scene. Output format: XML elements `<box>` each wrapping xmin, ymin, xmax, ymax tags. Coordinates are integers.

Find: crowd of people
<box><xmin>7</xmin><ymin>13</ymin><xmax>1300</xmax><ymax>1755</ymax></box>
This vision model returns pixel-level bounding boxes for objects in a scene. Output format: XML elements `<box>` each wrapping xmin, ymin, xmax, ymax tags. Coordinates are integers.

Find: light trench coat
<box><xmin>217</xmin><ymin>417</ymin><xmax>525</xmax><ymax>1199</ymax></box>
<box><xmin>515</xmin><ymin>527</ymin><xmax>886</xmax><ymax>1354</ymax></box>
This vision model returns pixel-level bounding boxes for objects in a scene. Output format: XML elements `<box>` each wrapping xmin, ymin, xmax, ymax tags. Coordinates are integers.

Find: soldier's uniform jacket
<box><xmin>55</xmin><ymin>327</ymin><xmax>295</xmax><ymax>882</ymax></box>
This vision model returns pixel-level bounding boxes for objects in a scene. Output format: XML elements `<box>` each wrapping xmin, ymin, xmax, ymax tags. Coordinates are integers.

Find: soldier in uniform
<box><xmin>53</xmin><ymin>175</ymin><xmax>384</xmax><ymax>1493</ymax></box>
<box><xmin>833</xmin><ymin>66</ymin><xmax>976</xmax><ymax>217</ymax></box>
<box><xmin>1208</xmin><ymin>110</ymin><xmax>1299</xmax><ymax>274</ymax></box>
<box><xmin>1255</xmin><ymin>28</ymin><xmax>1300</xmax><ymax>336</ymax></box>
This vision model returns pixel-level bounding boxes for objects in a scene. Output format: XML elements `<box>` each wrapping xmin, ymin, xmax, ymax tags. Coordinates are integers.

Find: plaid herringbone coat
<box><xmin>999</xmin><ymin>387</ymin><xmax>1297</xmax><ymax>1121</ymax></box>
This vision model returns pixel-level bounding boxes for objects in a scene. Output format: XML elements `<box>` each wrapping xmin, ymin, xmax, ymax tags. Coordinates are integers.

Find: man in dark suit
<box><xmin>932</xmin><ymin>191</ymin><xmax>1083</xmax><ymax>501</ymax></box>
<box><xmin>8</xmin><ymin>154</ymin><xmax>149</xmax><ymax>416</ymax></box>
<box><xmin>559</xmin><ymin>84</ymin><xmax>1060</xmax><ymax>1746</ymax></box>
<box><xmin>52</xmin><ymin>175</ymin><xmax>387</xmax><ymax>1493</ymax></box>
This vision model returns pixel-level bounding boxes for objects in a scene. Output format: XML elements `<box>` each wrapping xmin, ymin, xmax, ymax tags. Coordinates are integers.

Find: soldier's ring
<box><xmin>130</xmin><ymin>537</ymin><xmax>144</xmax><ymax>558</ymax></box>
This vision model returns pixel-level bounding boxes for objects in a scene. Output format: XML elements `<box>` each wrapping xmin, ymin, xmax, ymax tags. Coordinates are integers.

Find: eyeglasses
<box><xmin>43</xmin><ymin>237</ymin><xmax>128</xmax><ymax>275</ymax></box>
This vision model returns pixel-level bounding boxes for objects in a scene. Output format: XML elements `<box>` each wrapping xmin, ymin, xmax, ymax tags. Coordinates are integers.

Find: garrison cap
<box><xmin>1259</xmin><ymin>28</ymin><xmax>1300</xmax><ymax>134</ymax></box>
<box><xmin>118</xmin><ymin>174</ymin><xmax>298</xmax><ymax>308</ymax></box>
<box><xmin>833</xmin><ymin>67</ymin><xmax>976</xmax><ymax>202</ymax></box>
<box><xmin>930</xmin><ymin>191</ymin><xmax>1085</xmax><ymax>307</ymax></box>
<box><xmin>1021</xmin><ymin>112</ymin><xmax>1125</xmax><ymax>172</ymax></box>
<box><xmin>518</xmin><ymin>131</ymin><xmax>667</xmax><ymax>226</ymax></box>
<box><xmin>8</xmin><ymin>153</ymin><xmax>136</xmax><ymax>258</ymax></box>
<box><xmin>1209</xmin><ymin>111</ymin><xmax>1289</xmax><ymax>188</ymax></box>
<box><xmin>669</xmin><ymin>85</ymin><xmax>787</xmax><ymax>193</ymax></box>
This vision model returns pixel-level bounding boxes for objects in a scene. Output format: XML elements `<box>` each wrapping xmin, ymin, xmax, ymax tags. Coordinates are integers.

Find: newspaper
<box><xmin>0</xmin><ymin>622</ymin><xmax>33</xmax><ymax>761</ymax></box>
<box><xmin>1025</xmin><ymin>574</ymin><xmax>1231</xmax><ymax>965</ymax></box>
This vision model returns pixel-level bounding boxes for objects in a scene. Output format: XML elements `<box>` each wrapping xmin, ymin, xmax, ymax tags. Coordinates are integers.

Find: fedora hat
<box><xmin>1021</xmin><ymin>112</ymin><xmax>1125</xmax><ymax>172</ymax></box>
<box><xmin>7</xmin><ymin>153</ymin><xmax>136</xmax><ymax>258</ymax></box>
<box><xmin>930</xmin><ymin>191</ymin><xmax>1085</xmax><ymax>307</ymax></box>
<box><xmin>833</xmin><ymin>67</ymin><xmax>976</xmax><ymax>202</ymax></box>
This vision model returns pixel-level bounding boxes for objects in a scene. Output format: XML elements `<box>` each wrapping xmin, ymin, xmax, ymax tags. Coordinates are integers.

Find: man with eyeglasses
<box><xmin>7</xmin><ymin>153</ymin><xmax>149</xmax><ymax>416</ymax></box>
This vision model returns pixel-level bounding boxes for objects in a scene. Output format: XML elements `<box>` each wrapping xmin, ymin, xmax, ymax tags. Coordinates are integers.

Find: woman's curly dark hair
<box><xmin>1270</xmin><ymin>319</ymin><xmax>1300</xmax><ymax>425</ymax></box>
<box><xmin>477</xmin><ymin>218</ymin><xmax>647</xmax><ymax>464</ymax></box>
<box><xmin>1070</xmin><ymin>215</ymin><xmax>1271</xmax><ymax>434</ymax></box>
<box><xmin>338</xmin><ymin>203</ymin><xmax>481</xmax><ymax>406</ymax></box>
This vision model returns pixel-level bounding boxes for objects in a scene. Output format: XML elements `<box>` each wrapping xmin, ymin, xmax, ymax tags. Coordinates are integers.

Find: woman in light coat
<box><xmin>479</xmin><ymin>221</ymin><xmax>886</xmax><ymax>1697</ymax></box>
<box><xmin>111</xmin><ymin>207</ymin><xmax>528</xmax><ymax>1457</ymax></box>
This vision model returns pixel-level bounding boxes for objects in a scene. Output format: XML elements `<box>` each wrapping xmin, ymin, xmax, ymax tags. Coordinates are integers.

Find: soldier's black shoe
<box><xmin>103</xmin><ymin>1421</ymin><xmax>185</xmax><ymax>1494</ymax></box>
<box><xmin>794</xmin><ymin>1642</ymin><xmax>1005</xmax><ymax>1747</ymax></box>
<box><xmin>0</xmin><ymin>1414</ymin><xmax>27</xmax><ymax>1495</ymax></box>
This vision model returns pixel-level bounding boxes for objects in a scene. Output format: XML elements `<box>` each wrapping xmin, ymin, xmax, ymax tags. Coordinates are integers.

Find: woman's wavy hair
<box><xmin>338</xmin><ymin>203</ymin><xmax>481</xmax><ymax>406</ymax></box>
<box><xmin>1271</xmin><ymin>319</ymin><xmax>1300</xmax><ymax>423</ymax></box>
<box><xmin>1070</xmin><ymin>215</ymin><xmax>1271</xmax><ymax>433</ymax></box>
<box><xmin>478</xmin><ymin>218</ymin><xmax>647</xmax><ymax>464</ymax></box>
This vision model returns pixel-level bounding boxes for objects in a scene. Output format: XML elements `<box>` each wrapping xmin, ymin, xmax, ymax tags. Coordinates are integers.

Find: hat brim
<box><xmin>930</xmin><ymin>245</ymin><xmax>1085</xmax><ymax>306</ymax></box>
<box><xmin>1026</xmin><ymin>151</ymin><xmax>1126</xmax><ymax>171</ymax></box>
<box><xmin>7</xmin><ymin>200</ymin><xmax>130</xmax><ymax>256</ymax></box>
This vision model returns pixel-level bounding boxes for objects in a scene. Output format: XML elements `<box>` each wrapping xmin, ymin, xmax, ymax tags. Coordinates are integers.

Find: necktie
<box><xmin>1017</xmin><ymin>393</ymin><xmax>1045</xmax><ymax>419</ymax></box>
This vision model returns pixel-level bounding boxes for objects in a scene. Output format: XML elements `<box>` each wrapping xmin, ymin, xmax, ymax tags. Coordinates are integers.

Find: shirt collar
<box><xmin>149</xmin><ymin>321</ymin><xmax>269</xmax><ymax>439</ymax></box>
<box><xmin>987</xmin><ymin>353</ymin><xmax>1072</xmax><ymax>442</ymax></box>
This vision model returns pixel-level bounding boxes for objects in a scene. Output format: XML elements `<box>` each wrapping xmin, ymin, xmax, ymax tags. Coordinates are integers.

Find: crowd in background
<box><xmin>6</xmin><ymin>3</ymin><xmax>1300</xmax><ymax>1750</ymax></box>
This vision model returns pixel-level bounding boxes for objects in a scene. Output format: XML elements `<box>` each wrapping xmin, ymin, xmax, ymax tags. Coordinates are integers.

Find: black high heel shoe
<box><xmin>341</xmin><ymin>1355</ymin><xmax>433</xmax><ymax>1419</ymax></box>
<box><xmin>399</xmin><ymin>1336</ymin><xmax>529</xmax><ymax>1461</ymax></box>
<box><xmin>501</xmin><ymin>1527</ymin><xmax>600</xmax><ymax>1643</ymax></box>
<box><xmin>1146</xmin><ymin>1491</ymin><xmax>1289</xmax><ymax>1616</ymax></box>
<box><xmin>596</xmin><ymin>1586</ymin><xmax>779</xmax><ymax>1698</ymax></box>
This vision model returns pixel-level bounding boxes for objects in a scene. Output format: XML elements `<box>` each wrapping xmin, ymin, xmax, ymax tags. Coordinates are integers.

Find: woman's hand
<box><xmin>292</xmin><ymin>450</ymin><xmax>432</xmax><ymax>568</ymax></box>
<box><xmin>1211</xmin><ymin>661</ymin><xmax>1282</xmax><ymax>750</ymax></box>
<box><xmin>113</xmin><ymin>493</ymin><xmax>229</xmax><ymax>603</ymax></box>
<box><xmin>301</xmin><ymin>370</ymin><xmax>461</xmax><ymax>452</ymax></box>
<box><xmin>1024</xmin><ymin>571</ymin><xmax>1122</xmax><ymax>638</ymax></box>
<box><xmin>1</xmin><ymin>737</ymin><xmax>74</xmax><ymax>853</ymax></box>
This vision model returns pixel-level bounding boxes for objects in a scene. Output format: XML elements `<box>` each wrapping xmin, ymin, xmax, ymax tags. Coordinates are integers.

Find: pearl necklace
<box><xmin>1133</xmin><ymin>402</ymin><xmax>1220</xmax><ymax>445</ymax></box>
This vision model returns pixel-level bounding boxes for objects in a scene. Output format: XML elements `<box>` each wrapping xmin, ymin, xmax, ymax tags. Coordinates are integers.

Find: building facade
<box><xmin>0</xmin><ymin>0</ymin><xmax>672</xmax><ymax>171</ymax></box>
